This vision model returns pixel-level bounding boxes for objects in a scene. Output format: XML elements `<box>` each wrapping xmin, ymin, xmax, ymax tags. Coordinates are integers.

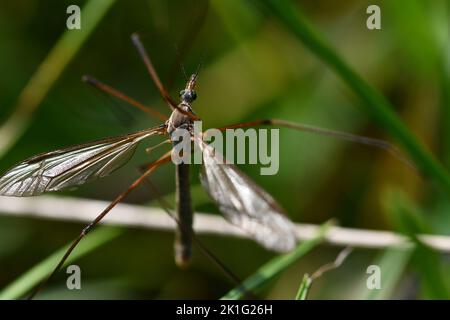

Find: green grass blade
<box><xmin>0</xmin><ymin>227</ymin><xmax>123</xmax><ymax>300</ymax></box>
<box><xmin>0</xmin><ymin>0</ymin><xmax>116</xmax><ymax>158</ymax></box>
<box><xmin>221</xmin><ymin>220</ymin><xmax>334</xmax><ymax>300</ymax></box>
<box><xmin>258</xmin><ymin>0</ymin><xmax>450</xmax><ymax>193</ymax></box>
<box><xmin>386</xmin><ymin>190</ymin><xmax>450</xmax><ymax>299</ymax></box>
<box><xmin>363</xmin><ymin>246</ymin><xmax>414</xmax><ymax>300</ymax></box>
<box><xmin>295</xmin><ymin>274</ymin><xmax>312</xmax><ymax>300</ymax></box>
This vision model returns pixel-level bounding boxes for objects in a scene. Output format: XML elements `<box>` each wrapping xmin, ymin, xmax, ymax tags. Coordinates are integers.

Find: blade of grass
<box><xmin>386</xmin><ymin>190</ymin><xmax>450</xmax><ymax>299</ymax></box>
<box><xmin>221</xmin><ymin>220</ymin><xmax>334</xmax><ymax>300</ymax></box>
<box><xmin>0</xmin><ymin>227</ymin><xmax>123</xmax><ymax>300</ymax></box>
<box><xmin>0</xmin><ymin>0</ymin><xmax>116</xmax><ymax>159</ymax></box>
<box><xmin>258</xmin><ymin>0</ymin><xmax>450</xmax><ymax>193</ymax></box>
<box><xmin>387</xmin><ymin>1</ymin><xmax>450</xmax><ymax>168</ymax></box>
<box><xmin>295</xmin><ymin>274</ymin><xmax>312</xmax><ymax>300</ymax></box>
<box><xmin>362</xmin><ymin>245</ymin><xmax>414</xmax><ymax>300</ymax></box>
<box><xmin>413</xmin><ymin>243</ymin><xmax>450</xmax><ymax>299</ymax></box>
<box><xmin>436</xmin><ymin>3</ymin><xmax>450</xmax><ymax>167</ymax></box>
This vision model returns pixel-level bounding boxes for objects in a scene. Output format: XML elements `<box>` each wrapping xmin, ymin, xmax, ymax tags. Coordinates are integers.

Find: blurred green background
<box><xmin>0</xmin><ymin>0</ymin><xmax>449</xmax><ymax>299</ymax></box>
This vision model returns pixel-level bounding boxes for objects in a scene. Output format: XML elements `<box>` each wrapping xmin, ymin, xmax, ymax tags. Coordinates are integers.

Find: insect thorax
<box><xmin>167</xmin><ymin>102</ymin><xmax>195</xmax><ymax>143</ymax></box>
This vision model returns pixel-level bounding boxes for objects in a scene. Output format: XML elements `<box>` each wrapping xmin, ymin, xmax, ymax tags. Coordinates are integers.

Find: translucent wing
<box><xmin>0</xmin><ymin>127</ymin><xmax>163</xmax><ymax>197</ymax></box>
<box><xmin>199</xmin><ymin>143</ymin><xmax>297</xmax><ymax>252</ymax></box>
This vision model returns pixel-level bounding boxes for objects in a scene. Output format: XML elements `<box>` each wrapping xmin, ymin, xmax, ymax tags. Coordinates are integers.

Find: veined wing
<box><xmin>199</xmin><ymin>143</ymin><xmax>297</xmax><ymax>252</ymax></box>
<box><xmin>0</xmin><ymin>127</ymin><xmax>164</xmax><ymax>197</ymax></box>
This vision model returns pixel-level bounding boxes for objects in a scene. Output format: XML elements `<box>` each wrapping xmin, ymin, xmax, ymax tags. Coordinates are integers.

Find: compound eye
<box><xmin>181</xmin><ymin>90</ymin><xmax>197</xmax><ymax>102</ymax></box>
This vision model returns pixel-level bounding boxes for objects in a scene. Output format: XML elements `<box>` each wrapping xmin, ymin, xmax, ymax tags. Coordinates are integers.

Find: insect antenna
<box><xmin>195</xmin><ymin>59</ymin><xmax>204</xmax><ymax>77</ymax></box>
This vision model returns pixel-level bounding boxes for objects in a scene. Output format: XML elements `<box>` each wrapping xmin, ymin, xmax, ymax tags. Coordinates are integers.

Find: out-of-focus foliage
<box><xmin>0</xmin><ymin>0</ymin><xmax>449</xmax><ymax>299</ymax></box>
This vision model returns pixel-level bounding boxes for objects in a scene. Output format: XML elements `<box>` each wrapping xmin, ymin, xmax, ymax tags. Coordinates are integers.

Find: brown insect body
<box><xmin>167</xmin><ymin>74</ymin><xmax>199</xmax><ymax>266</ymax></box>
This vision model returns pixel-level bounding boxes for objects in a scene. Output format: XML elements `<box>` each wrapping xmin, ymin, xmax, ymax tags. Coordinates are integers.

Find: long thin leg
<box><xmin>82</xmin><ymin>75</ymin><xmax>168</xmax><ymax>121</ymax></box>
<box><xmin>130</xmin><ymin>33</ymin><xmax>200</xmax><ymax>121</ymax></box>
<box><xmin>131</xmin><ymin>33</ymin><xmax>178</xmax><ymax>109</ymax></box>
<box><xmin>27</xmin><ymin>152</ymin><xmax>172</xmax><ymax>300</ymax></box>
<box><xmin>216</xmin><ymin>119</ymin><xmax>416</xmax><ymax>170</ymax></box>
